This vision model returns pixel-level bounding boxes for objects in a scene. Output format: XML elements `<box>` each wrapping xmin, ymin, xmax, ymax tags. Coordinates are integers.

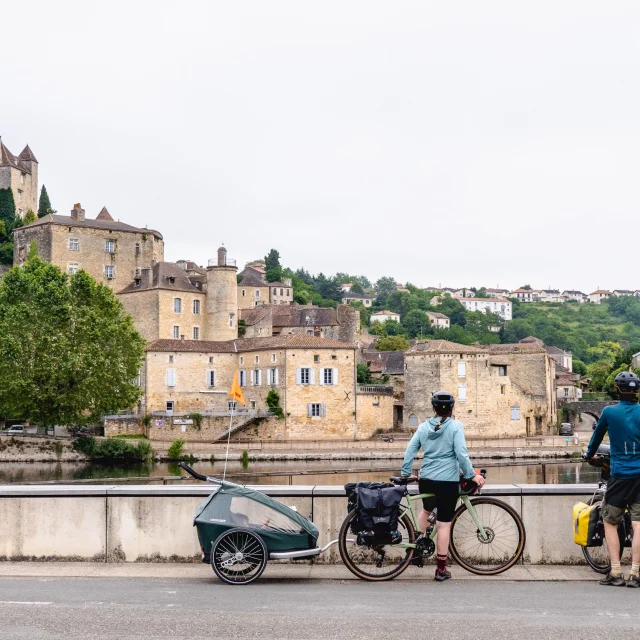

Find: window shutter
<box><xmin>166</xmin><ymin>368</ymin><xmax>176</xmax><ymax>387</ymax></box>
<box><xmin>310</xmin><ymin>368</ymin><xmax>316</xmax><ymax>385</ymax></box>
<box><xmin>296</xmin><ymin>368</ymin><xmax>301</xmax><ymax>385</ymax></box>
<box><xmin>458</xmin><ymin>362</ymin><xmax>466</xmax><ymax>378</ymax></box>
<box><xmin>250</xmin><ymin>370</ymin><xmax>255</xmax><ymax>386</ymax></box>
<box><xmin>256</xmin><ymin>370</ymin><xmax>262</xmax><ymax>386</ymax></box>
<box><xmin>458</xmin><ymin>385</ymin><xmax>467</xmax><ymax>401</ymax></box>
<box><xmin>333</xmin><ymin>368</ymin><xmax>339</xmax><ymax>385</ymax></box>
<box><xmin>274</xmin><ymin>368</ymin><xmax>279</xmax><ymax>385</ymax></box>
<box><xmin>319</xmin><ymin>368</ymin><xmax>324</xmax><ymax>386</ymax></box>
<box><xmin>320</xmin><ymin>403</ymin><xmax>327</xmax><ymax>417</ymax></box>
<box><xmin>307</xmin><ymin>403</ymin><xmax>312</xmax><ymax>417</ymax></box>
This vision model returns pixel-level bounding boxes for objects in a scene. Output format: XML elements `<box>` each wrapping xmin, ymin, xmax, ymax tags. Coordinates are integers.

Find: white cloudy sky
<box><xmin>3</xmin><ymin>1</ymin><xmax>639</xmax><ymax>291</ymax></box>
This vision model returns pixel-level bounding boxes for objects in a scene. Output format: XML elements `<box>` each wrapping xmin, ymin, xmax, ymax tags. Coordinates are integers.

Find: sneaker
<box><xmin>434</xmin><ymin>568</ymin><xmax>452</xmax><ymax>582</ymax></box>
<box><xmin>600</xmin><ymin>573</ymin><xmax>626</xmax><ymax>587</ymax></box>
<box><xmin>627</xmin><ymin>574</ymin><xmax>640</xmax><ymax>588</ymax></box>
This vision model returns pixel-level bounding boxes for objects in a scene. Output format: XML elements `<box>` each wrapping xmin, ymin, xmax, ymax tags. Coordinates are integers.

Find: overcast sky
<box><xmin>3</xmin><ymin>1</ymin><xmax>639</xmax><ymax>292</ymax></box>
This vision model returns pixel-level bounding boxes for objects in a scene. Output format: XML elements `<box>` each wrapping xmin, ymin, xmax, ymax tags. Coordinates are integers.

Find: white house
<box><xmin>453</xmin><ymin>288</ymin><xmax>473</xmax><ymax>298</ymax></box>
<box><xmin>537</xmin><ymin>290</ymin><xmax>566</xmax><ymax>303</ymax></box>
<box><xmin>426</xmin><ymin>311</ymin><xmax>450</xmax><ymax>329</ymax></box>
<box><xmin>589</xmin><ymin>290</ymin><xmax>612</xmax><ymax>304</ymax></box>
<box><xmin>612</xmin><ymin>289</ymin><xmax>636</xmax><ymax>297</ymax></box>
<box><xmin>485</xmin><ymin>288</ymin><xmax>510</xmax><ymax>298</ymax></box>
<box><xmin>510</xmin><ymin>289</ymin><xmax>539</xmax><ymax>303</ymax></box>
<box><xmin>562</xmin><ymin>290</ymin><xmax>588</xmax><ymax>303</ymax></box>
<box><xmin>342</xmin><ymin>293</ymin><xmax>376</xmax><ymax>307</ymax></box>
<box><xmin>370</xmin><ymin>310</ymin><xmax>400</xmax><ymax>324</ymax></box>
<box><xmin>457</xmin><ymin>297</ymin><xmax>512</xmax><ymax>321</ymax></box>
<box><xmin>340</xmin><ymin>283</ymin><xmax>353</xmax><ymax>293</ymax></box>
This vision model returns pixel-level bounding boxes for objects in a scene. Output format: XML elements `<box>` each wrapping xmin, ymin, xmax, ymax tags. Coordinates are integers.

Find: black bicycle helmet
<box><xmin>431</xmin><ymin>391</ymin><xmax>455</xmax><ymax>413</ymax></box>
<box><xmin>614</xmin><ymin>371</ymin><xmax>640</xmax><ymax>395</ymax></box>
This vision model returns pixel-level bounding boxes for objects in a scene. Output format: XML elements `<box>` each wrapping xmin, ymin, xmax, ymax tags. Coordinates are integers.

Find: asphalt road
<box><xmin>0</xmin><ymin>576</ymin><xmax>639</xmax><ymax>639</ymax></box>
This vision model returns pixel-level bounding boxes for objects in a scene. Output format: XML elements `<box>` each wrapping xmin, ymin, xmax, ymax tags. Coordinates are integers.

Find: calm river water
<box><xmin>0</xmin><ymin>459</ymin><xmax>603</xmax><ymax>486</ymax></box>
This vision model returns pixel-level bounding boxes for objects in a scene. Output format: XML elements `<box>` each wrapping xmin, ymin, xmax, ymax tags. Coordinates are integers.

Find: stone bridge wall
<box><xmin>560</xmin><ymin>400</ymin><xmax>617</xmax><ymax>421</ymax></box>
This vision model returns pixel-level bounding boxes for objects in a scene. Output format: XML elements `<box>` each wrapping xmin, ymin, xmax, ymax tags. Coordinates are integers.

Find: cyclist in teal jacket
<box><xmin>401</xmin><ymin>391</ymin><xmax>484</xmax><ymax>581</ymax></box>
<box><xmin>587</xmin><ymin>371</ymin><xmax>640</xmax><ymax>587</ymax></box>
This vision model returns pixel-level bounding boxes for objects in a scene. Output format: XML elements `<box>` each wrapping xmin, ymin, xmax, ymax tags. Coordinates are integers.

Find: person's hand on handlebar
<box><xmin>471</xmin><ymin>474</ymin><xmax>485</xmax><ymax>487</ymax></box>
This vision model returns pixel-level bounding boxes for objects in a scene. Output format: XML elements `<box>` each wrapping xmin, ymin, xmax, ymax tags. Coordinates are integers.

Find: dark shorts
<box><xmin>603</xmin><ymin>475</ymin><xmax>640</xmax><ymax>524</ymax></box>
<box><xmin>418</xmin><ymin>478</ymin><xmax>459</xmax><ymax>523</ymax></box>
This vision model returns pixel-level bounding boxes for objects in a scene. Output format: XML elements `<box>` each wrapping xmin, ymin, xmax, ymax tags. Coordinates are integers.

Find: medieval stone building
<box><xmin>0</xmin><ymin>137</ymin><xmax>38</xmax><ymax>218</ymax></box>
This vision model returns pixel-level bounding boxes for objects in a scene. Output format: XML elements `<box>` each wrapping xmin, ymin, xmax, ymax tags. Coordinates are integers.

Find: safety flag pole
<box><xmin>224</xmin><ymin>371</ymin><xmax>246</xmax><ymax>481</ymax></box>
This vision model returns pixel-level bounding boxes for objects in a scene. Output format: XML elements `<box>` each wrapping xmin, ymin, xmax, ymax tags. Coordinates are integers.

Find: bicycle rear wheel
<box><xmin>338</xmin><ymin>510</ymin><xmax>416</xmax><ymax>581</ymax></box>
<box><xmin>581</xmin><ymin>498</ymin><xmax>625</xmax><ymax>575</ymax></box>
<box><xmin>449</xmin><ymin>497</ymin><xmax>525</xmax><ymax>575</ymax></box>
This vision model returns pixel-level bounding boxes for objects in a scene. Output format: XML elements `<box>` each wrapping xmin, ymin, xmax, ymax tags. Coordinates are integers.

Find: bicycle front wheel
<box><xmin>449</xmin><ymin>497</ymin><xmax>526</xmax><ymax>575</ymax></box>
<box><xmin>338</xmin><ymin>510</ymin><xmax>416</xmax><ymax>581</ymax></box>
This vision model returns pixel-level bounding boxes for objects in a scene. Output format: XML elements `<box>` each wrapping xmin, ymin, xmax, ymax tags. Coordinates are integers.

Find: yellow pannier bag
<box><xmin>573</xmin><ymin>501</ymin><xmax>603</xmax><ymax>547</ymax></box>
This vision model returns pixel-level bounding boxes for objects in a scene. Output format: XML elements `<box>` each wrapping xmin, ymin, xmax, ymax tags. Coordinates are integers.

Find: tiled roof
<box><xmin>487</xmin><ymin>343</ymin><xmax>546</xmax><ymax>354</ymax></box>
<box><xmin>545</xmin><ymin>345</ymin><xmax>569</xmax><ymax>356</ymax></box>
<box><xmin>146</xmin><ymin>334</ymin><xmax>356</xmax><ymax>353</ymax></box>
<box><xmin>96</xmin><ymin>206</ymin><xmax>114</xmax><ymax>221</ymax></box>
<box><xmin>519</xmin><ymin>336</ymin><xmax>545</xmax><ymax>346</ymax></box>
<box><xmin>118</xmin><ymin>262</ymin><xmax>202</xmax><ymax>294</ymax></box>
<box><xmin>238</xmin><ymin>271</ymin><xmax>268</xmax><ymax>287</ymax></box>
<box><xmin>272</xmin><ymin>305</ymin><xmax>338</xmax><ymax>327</ymax></box>
<box><xmin>563</xmin><ymin>290</ymin><xmax>587</xmax><ymax>296</ymax></box>
<box><xmin>363</xmin><ymin>350</ymin><xmax>405</xmax><ymax>375</ymax></box>
<box><xmin>613</xmin><ymin>290</ymin><xmax>635</xmax><ymax>294</ymax></box>
<box><xmin>176</xmin><ymin>260</ymin><xmax>205</xmax><ymax>275</ymax></box>
<box><xmin>406</xmin><ymin>340</ymin><xmax>486</xmax><ymax>355</ymax></box>
<box><xmin>0</xmin><ymin>140</ymin><xmax>35</xmax><ymax>173</ymax></box>
<box><xmin>17</xmin><ymin>213</ymin><xmax>163</xmax><ymax>240</ymax></box>
<box><xmin>486</xmin><ymin>288</ymin><xmax>509</xmax><ymax>293</ymax></box>
<box><xmin>426</xmin><ymin>311</ymin><xmax>450</xmax><ymax>320</ymax></box>
<box><xmin>240</xmin><ymin>306</ymin><xmax>272</xmax><ymax>326</ymax></box>
<box><xmin>590</xmin><ymin>290</ymin><xmax>612</xmax><ymax>294</ymax></box>
<box><xmin>458</xmin><ymin>297</ymin><xmax>510</xmax><ymax>302</ymax></box>
<box><xmin>18</xmin><ymin>145</ymin><xmax>38</xmax><ymax>163</ymax></box>
<box><xmin>371</xmin><ymin>310</ymin><xmax>399</xmax><ymax>316</ymax></box>
<box><xmin>267</xmin><ymin>281</ymin><xmax>291</xmax><ymax>288</ymax></box>
<box><xmin>342</xmin><ymin>293</ymin><xmax>376</xmax><ymax>299</ymax></box>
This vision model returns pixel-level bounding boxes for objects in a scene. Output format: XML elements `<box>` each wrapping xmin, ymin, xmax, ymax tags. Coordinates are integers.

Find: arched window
<box><xmin>409</xmin><ymin>414</ymin><xmax>419</xmax><ymax>427</ymax></box>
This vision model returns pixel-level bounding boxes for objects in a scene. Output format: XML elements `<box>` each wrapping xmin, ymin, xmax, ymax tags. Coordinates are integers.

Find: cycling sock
<box><xmin>631</xmin><ymin>563</ymin><xmax>640</xmax><ymax>577</ymax></box>
<box><xmin>436</xmin><ymin>555</ymin><xmax>447</xmax><ymax>572</ymax></box>
<box><xmin>610</xmin><ymin>562</ymin><xmax>622</xmax><ymax>577</ymax></box>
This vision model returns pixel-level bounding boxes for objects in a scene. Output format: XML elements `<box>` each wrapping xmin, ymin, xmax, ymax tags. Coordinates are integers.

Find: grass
<box><xmin>115</xmin><ymin>434</ymin><xmax>149</xmax><ymax>440</ymax></box>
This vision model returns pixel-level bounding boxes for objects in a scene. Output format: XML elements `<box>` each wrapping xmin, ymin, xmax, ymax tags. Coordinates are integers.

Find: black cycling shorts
<box><xmin>603</xmin><ymin>475</ymin><xmax>640</xmax><ymax>523</ymax></box>
<box><xmin>418</xmin><ymin>478</ymin><xmax>459</xmax><ymax>523</ymax></box>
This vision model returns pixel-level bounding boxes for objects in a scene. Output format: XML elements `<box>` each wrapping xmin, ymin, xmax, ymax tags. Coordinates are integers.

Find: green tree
<box><xmin>357</xmin><ymin>364</ymin><xmax>372</xmax><ymax>384</ymax></box>
<box><xmin>23</xmin><ymin>210</ymin><xmax>37</xmax><ymax>225</ymax></box>
<box><xmin>475</xmin><ymin>287</ymin><xmax>488</xmax><ymax>298</ymax></box>
<box><xmin>374</xmin><ymin>276</ymin><xmax>397</xmax><ymax>306</ymax></box>
<box><xmin>0</xmin><ymin>259</ymin><xmax>145</xmax><ymax>430</ymax></box>
<box><xmin>37</xmin><ymin>185</ymin><xmax>55</xmax><ymax>218</ymax></box>
<box><xmin>587</xmin><ymin>361</ymin><xmax>613</xmax><ymax>392</ymax></box>
<box><xmin>350</xmin><ymin>281</ymin><xmax>364</xmax><ymax>294</ymax></box>
<box><xmin>0</xmin><ymin>188</ymin><xmax>16</xmax><ymax>229</ymax></box>
<box><xmin>27</xmin><ymin>240</ymin><xmax>38</xmax><ymax>261</ymax></box>
<box><xmin>572</xmin><ymin>359</ymin><xmax>588</xmax><ymax>376</ymax></box>
<box><xmin>403</xmin><ymin>309</ymin><xmax>430</xmax><ymax>338</ymax></box>
<box><xmin>520</xmin><ymin>284</ymin><xmax>532</xmax><ymax>290</ymax></box>
<box><xmin>264</xmin><ymin>249</ymin><xmax>281</xmax><ymax>271</ymax></box>
<box><xmin>375</xmin><ymin>335</ymin><xmax>410</xmax><ymax>351</ymax></box>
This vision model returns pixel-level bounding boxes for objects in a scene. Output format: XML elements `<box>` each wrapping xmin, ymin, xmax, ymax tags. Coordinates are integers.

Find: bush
<box><xmin>72</xmin><ymin>435</ymin><xmax>153</xmax><ymax>462</ymax></box>
<box><xmin>72</xmin><ymin>436</ymin><xmax>96</xmax><ymax>456</ymax></box>
<box><xmin>266</xmin><ymin>389</ymin><xmax>284</xmax><ymax>419</ymax></box>
<box><xmin>168</xmin><ymin>438</ymin><xmax>186</xmax><ymax>460</ymax></box>
<box><xmin>357</xmin><ymin>364</ymin><xmax>372</xmax><ymax>384</ymax></box>
<box><xmin>187</xmin><ymin>413</ymin><xmax>204</xmax><ymax>431</ymax></box>
<box><xmin>241</xmin><ymin>450</ymin><xmax>249</xmax><ymax>467</ymax></box>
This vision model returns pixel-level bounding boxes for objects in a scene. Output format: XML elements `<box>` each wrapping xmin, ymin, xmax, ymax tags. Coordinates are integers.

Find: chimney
<box><xmin>70</xmin><ymin>203</ymin><xmax>85</xmax><ymax>221</ymax></box>
<box><xmin>140</xmin><ymin>267</ymin><xmax>153</xmax><ymax>288</ymax></box>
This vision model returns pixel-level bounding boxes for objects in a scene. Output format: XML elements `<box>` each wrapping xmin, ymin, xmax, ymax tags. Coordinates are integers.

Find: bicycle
<box><xmin>582</xmin><ymin>446</ymin><xmax>632</xmax><ymax>574</ymax></box>
<box><xmin>338</xmin><ymin>471</ymin><xmax>526</xmax><ymax>581</ymax></box>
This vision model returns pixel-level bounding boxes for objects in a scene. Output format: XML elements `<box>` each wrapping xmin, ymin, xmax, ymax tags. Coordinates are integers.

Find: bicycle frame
<box><xmin>396</xmin><ymin>492</ymin><xmax>489</xmax><ymax>549</ymax></box>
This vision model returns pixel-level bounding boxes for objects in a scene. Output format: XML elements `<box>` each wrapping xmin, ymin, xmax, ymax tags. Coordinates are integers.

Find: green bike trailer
<box><xmin>180</xmin><ymin>463</ymin><xmax>334</xmax><ymax>585</ymax></box>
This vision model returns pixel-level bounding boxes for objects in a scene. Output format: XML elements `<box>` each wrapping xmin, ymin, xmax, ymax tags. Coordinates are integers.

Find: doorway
<box><xmin>393</xmin><ymin>405</ymin><xmax>403</xmax><ymax>429</ymax></box>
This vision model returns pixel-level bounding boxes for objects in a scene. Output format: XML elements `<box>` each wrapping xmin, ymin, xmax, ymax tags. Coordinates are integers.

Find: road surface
<box><xmin>0</xmin><ymin>575</ymin><xmax>638</xmax><ymax>639</ymax></box>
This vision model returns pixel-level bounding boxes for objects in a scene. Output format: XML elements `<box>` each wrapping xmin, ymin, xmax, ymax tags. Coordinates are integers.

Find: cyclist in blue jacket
<box><xmin>587</xmin><ymin>371</ymin><xmax>640</xmax><ymax>587</ymax></box>
<box><xmin>401</xmin><ymin>391</ymin><xmax>484</xmax><ymax>581</ymax></box>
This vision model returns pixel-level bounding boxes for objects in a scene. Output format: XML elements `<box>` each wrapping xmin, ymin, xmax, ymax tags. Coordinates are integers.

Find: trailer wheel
<box><xmin>211</xmin><ymin>528</ymin><xmax>267</xmax><ymax>585</ymax></box>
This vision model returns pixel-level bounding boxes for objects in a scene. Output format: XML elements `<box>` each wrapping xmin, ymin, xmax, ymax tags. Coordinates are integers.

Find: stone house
<box><xmin>537</xmin><ymin>290</ymin><xmax>567</xmax><ymax>303</ymax></box>
<box><xmin>404</xmin><ymin>339</ymin><xmax>556</xmax><ymax>437</ymax></box>
<box><xmin>457</xmin><ymin>297</ymin><xmax>512</xmax><ymax>321</ymax></box>
<box><xmin>268</xmin><ymin>280</ymin><xmax>293</xmax><ymax>305</ymax></box>
<box><xmin>13</xmin><ymin>203</ymin><xmax>164</xmax><ymax>289</ymax></box>
<box><xmin>341</xmin><ymin>292</ymin><xmax>375</xmax><ymax>307</ymax></box>
<box><xmin>370</xmin><ymin>310</ymin><xmax>400</xmax><ymax>323</ymax></box>
<box><xmin>426</xmin><ymin>311</ymin><xmax>450</xmax><ymax>329</ymax></box>
<box><xmin>0</xmin><ymin>137</ymin><xmax>38</xmax><ymax>219</ymax></box>
<box><xmin>556</xmin><ymin>365</ymin><xmax>581</xmax><ymax>400</ymax></box>
<box><xmin>142</xmin><ymin>334</ymin><xmax>383</xmax><ymax>439</ymax></box>
<box><xmin>237</xmin><ymin>270</ymin><xmax>270</xmax><ymax>309</ymax></box>
<box><xmin>589</xmin><ymin>290</ymin><xmax>612</xmax><ymax>304</ymax></box>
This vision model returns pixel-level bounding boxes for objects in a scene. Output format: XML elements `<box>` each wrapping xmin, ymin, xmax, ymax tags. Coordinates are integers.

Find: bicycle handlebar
<box><xmin>178</xmin><ymin>462</ymin><xmax>224</xmax><ymax>484</ymax></box>
<box><xmin>391</xmin><ymin>469</ymin><xmax>487</xmax><ymax>495</ymax></box>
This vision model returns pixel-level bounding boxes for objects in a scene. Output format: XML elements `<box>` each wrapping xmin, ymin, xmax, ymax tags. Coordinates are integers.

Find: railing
<box><xmin>357</xmin><ymin>385</ymin><xmax>394</xmax><ymax>395</ymax></box>
<box><xmin>207</xmin><ymin>258</ymin><xmax>237</xmax><ymax>267</ymax></box>
<box><xmin>148</xmin><ymin>410</ymin><xmax>272</xmax><ymax>418</ymax></box>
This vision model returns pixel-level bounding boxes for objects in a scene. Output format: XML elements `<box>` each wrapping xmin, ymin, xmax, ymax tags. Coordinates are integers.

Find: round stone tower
<box><xmin>205</xmin><ymin>246</ymin><xmax>238</xmax><ymax>341</ymax></box>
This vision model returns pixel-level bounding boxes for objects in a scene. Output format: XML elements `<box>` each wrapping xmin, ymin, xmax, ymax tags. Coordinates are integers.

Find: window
<box><xmin>496</xmin><ymin>365</ymin><xmax>507</xmax><ymax>377</ymax></box>
<box><xmin>166</xmin><ymin>368</ymin><xmax>176</xmax><ymax>387</ymax></box>
<box><xmin>314</xmin><ymin>355</ymin><xmax>320</xmax><ymax>363</ymax></box>
<box><xmin>20</xmin><ymin>173</ymin><xmax>24</xmax><ymax>185</ymax></box>
<box><xmin>168</xmin><ymin>355</ymin><xmax>174</xmax><ymax>363</ymax></box>
<box><xmin>458</xmin><ymin>385</ymin><xmax>467</xmax><ymax>402</ymax></box>
<box><xmin>240</xmin><ymin>356</ymin><xmax>244</xmax><ymax>365</ymax></box>
<box><xmin>104</xmin><ymin>265</ymin><xmax>114</xmax><ymax>279</ymax></box>
<box><xmin>229</xmin><ymin>314</ymin><xmax>234</xmax><ymax>328</ymax></box>
<box><xmin>500</xmin><ymin>384</ymin><xmax>506</xmax><ymax>395</ymax></box>
<box><xmin>209</xmin><ymin>356</ymin><xmax>214</xmax><ymax>364</ymax></box>
<box><xmin>17</xmin><ymin>190</ymin><xmax>22</xmax><ymax>202</ymax></box>
<box><xmin>193</xmin><ymin>299</ymin><xmax>200</xmax><ymax>315</ymax></box>
<box><xmin>228</xmin><ymin>401</ymin><xmax>238</xmax><ymax>412</ymax></box>
<box><xmin>135</xmin><ymin>243</ymin><xmax>140</xmax><ymax>256</ymax></box>
<box><xmin>69</xmin><ymin>238</ymin><xmax>79</xmax><ymax>251</ymax></box>
<box><xmin>255</xmin><ymin>355</ymin><xmax>259</xmax><ymax>364</ymax></box>
<box><xmin>409</xmin><ymin>414</ymin><xmax>419</xmax><ymax>427</ymax></box>
<box><xmin>564</xmin><ymin>387</ymin><xmax>569</xmax><ymax>397</ymax></box>
<box><xmin>105</xmin><ymin>240</ymin><xmax>115</xmax><ymax>253</ymax></box>
<box><xmin>308</xmin><ymin>403</ymin><xmax>325</xmax><ymax>417</ymax></box>
<box><xmin>67</xmin><ymin>263</ymin><xmax>80</xmax><ymax>275</ymax></box>
<box><xmin>286</xmin><ymin>289</ymin><xmax>290</xmax><ymax>296</ymax></box>
<box><xmin>239</xmin><ymin>370</ymin><xmax>246</xmax><ymax>387</ymax></box>
<box><xmin>207</xmin><ymin>370</ymin><xmax>216</xmax><ymax>387</ymax></box>
<box><xmin>250</xmin><ymin>400</ymin><xmax>256</xmax><ymax>410</ymax></box>
<box><xmin>511</xmin><ymin>407</ymin><xmax>520</xmax><ymax>421</ymax></box>
<box><xmin>251</xmin><ymin>369</ymin><xmax>262</xmax><ymax>386</ymax></box>
<box><xmin>166</xmin><ymin>401</ymin><xmax>174</xmax><ymax>414</ymax></box>
<box><xmin>242</xmin><ymin>289</ymin><xmax>246</xmax><ymax>297</ymax></box>
<box><xmin>193</xmin><ymin>327</ymin><xmax>200</xmax><ymax>340</ymax></box>
<box><xmin>173</xmin><ymin>325</ymin><xmax>180</xmax><ymax>339</ymax></box>
<box><xmin>255</xmin><ymin>290</ymin><xmax>260</xmax><ymax>297</ymax></box>
<box><xmin>268</xmin><ymin>368</ymin><xmax>279</xmax><ymax>385</ymax></box>
<box><xmin>280</xmin><ymin>288</ymin><xmax>284</xmax><ymax>296</ymax></box>
<box><xmin>323</xmin><ymin>368</ymin><xmax>334</xmax><ymax>385</ymax></box>
<box><xmin>174</xmin><ymin>298</ymin><xmax>182</xmax><ymax>313</ymax></box>
<box><xmin>331</xmin><ymin>355</ymin><xmax>337</xmax><ymax>360</ymax></box>
<box><xmin>457</xmin><ymin>362</ymin><xmax>466</xmax><ymax>378</ymax></box>
<box><xmin>272</xmin><ymin>287</ymin><xmax>277</xmax><ymax>295</ymax></box>
<box><xmin>271</xmin><ymin>353</ymin><xmax>276</xmax><ymax>362</ymax></box>
<box><xmin>298</xmin><ymin>367</ymin><xmax>311</xmax><ymax>385</ymax></box>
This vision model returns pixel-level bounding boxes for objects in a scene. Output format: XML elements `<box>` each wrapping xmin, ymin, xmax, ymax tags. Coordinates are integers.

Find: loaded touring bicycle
<box><xmin>180</xmin><ymin>463</ymin><xmax>526</xmax><ymax>584</ymax></box>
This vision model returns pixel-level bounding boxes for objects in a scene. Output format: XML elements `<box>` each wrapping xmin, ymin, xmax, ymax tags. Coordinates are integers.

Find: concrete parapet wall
<box><xmin>0</xmin><ymin>484</ymin><xmax>599</xmax><ymax>565</ymax></box>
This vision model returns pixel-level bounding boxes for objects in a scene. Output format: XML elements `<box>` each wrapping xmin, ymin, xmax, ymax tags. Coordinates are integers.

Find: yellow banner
<box><xmin>229</xmin><ymin>370</ymin><xmax>246</xmax><ymax>406</ymax></box>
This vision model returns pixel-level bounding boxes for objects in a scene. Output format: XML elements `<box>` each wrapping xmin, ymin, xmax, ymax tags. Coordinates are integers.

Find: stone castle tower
<box><xmin>205</xmin><ymin>246</ymin><xmax>239</xmax><ymax>340</ymax></box>
<box><xmin>0</xmin><ymin>137</ymin><xmax>38</xmax><ymax>218</ymax></box>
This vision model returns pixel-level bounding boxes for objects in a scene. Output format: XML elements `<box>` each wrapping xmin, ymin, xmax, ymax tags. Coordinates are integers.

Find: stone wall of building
<box><xmin>13</xmin><ymin>223</ymin><xmax>52</xmax><ymax>264</ymax></box>
<box><xmin>205</xmin><ymin>265</ymin><xmax>238</xmax><ymax>340</ymax></box>
<box><xmin>0</xmin><ymin>163</ymin><xmax>38</xmax><ymax>218</ymax></box>
<box><xmin>356</xmin><ymin>390</ymin><xmax>395</xmax><ymax>438</ymax></box>
<box><xmin>157</xmin><ymin>290</ymin><xmax>207</xmax><ymax>341</ymax></box>
<box><xmin>404</xmin><ymin>350</ymin><xmax>556</xmax><ymax>437</ymax></box>
<box><xmin>237</xmin><ymin>284</ymin><xmax>269</xmax><ymax>309</ymax></box>
<box><xmin>269</xmin><ymin>284</ymin><xmax>293</xmax><ymax>305</ymax></box>
<box><xmin>242</xmin><ymin>309</ymin><xmax>273</xmax><ymax>339</ymax></box>
<box><xmin>336</xmin><ymin>304</ymin><xmax>361</xmax><ymax>344</ymax></box>
<box><xmin>119</xmin><ymin>289</ymin><xmax>160</xmax><ymax>343</ymax></box>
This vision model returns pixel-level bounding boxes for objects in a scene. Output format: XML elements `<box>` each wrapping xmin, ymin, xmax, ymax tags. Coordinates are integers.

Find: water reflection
<box><xmin>0</xmin><ymin>458</ymin><xmax>604</xmax><ymax>486</ymax></box>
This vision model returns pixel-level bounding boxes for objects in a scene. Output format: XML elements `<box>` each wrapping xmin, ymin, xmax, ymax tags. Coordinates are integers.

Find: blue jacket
<box><xmin>401</xmin><ymin>417</ymin><xmax>475</xmax><ymax>482</ymax></box>
<box><xmin>587</xmin><ymin>401</ymin><xmax>640</xmax><ymax>479</ymax></box>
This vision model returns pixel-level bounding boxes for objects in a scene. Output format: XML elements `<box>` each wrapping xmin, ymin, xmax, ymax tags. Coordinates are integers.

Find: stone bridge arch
<box><xmin>561</xmin><ymin>400</ymin><xmax>617</xmax><ymax>421</ymax></box>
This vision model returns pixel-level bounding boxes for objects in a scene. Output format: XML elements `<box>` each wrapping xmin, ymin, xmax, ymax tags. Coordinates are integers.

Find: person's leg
<box><xmin>603</xmin><ymin>520</ymin><xmax>621</xmax><ymax>566</ymax></box>
<box><xmin>436</xmin><ymin>521</ymin><xmax>452</xmax><ymax>556</ymax></box>
<box><xmin>626</xmin><ymin>503</ymin><xmax>640</xmax><ymax>587</ymax></box>
<box><xmin>601</xmin><ymin>499</ymin><xmax>626</xmax><ymax>586</ymax></box>
<box><xmin>417</xmin><ymin>509</ymin><xmax>431</xmax><ymax>534</ymax></box>
<box><xmin>433</xmin><ymin>482</ymin><xmax>458</xmax><ymax>582</ymax></box>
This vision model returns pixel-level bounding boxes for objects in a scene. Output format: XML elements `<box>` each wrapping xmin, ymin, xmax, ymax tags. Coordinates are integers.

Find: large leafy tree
<box><xmin>374</xmin><ymin>276</ymin><xmax>397</xmax><ymax>306</ymax></box>
<box><xmin>37</xmin><ymin>185</ymin><xmax>55</xmax><ymax>218</ymax></box>
<box><xmin>0</xmin><ymin>259</ymin><xmax>145</xmax><ymax>429</ymax></box>
<box><xmin>0</xmin><ymin>189</ymin><xmax>16</xmax><ymax>265</ymax></box>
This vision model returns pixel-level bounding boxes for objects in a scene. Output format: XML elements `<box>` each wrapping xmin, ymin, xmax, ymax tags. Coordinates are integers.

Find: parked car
<box><xmin>559</xmin><ymin>422</ymin><xmax>574</xmax><ymax>436</ymax></box>
<box><xmin>3</xmin><ymin>425</ymin><xmax>26</xmax><ymax>435</ymax></box>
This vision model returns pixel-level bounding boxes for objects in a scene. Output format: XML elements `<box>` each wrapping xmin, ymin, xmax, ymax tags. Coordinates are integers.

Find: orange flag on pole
<box><xmin>229</xmin><ymin>371</ymin><xmax>246</xmax><ymax>406</ymax></box>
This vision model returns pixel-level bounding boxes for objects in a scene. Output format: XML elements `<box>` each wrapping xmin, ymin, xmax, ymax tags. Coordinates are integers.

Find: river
<box><xmin>0</xmin><ymin>458</ymin><xmax>603</xmax><ymax>486</ymax></box>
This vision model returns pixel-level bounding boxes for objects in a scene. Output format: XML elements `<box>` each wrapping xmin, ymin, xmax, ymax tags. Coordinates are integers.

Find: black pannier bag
<box><xmin>344</xmin><ymin>482</ymin><xmax>387</xmax><ymax>534</ymax></box>
<box><xmin>344</xmin><ymin>482</ymin><xmax>405</xmax><ymax>545</ymax></box>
